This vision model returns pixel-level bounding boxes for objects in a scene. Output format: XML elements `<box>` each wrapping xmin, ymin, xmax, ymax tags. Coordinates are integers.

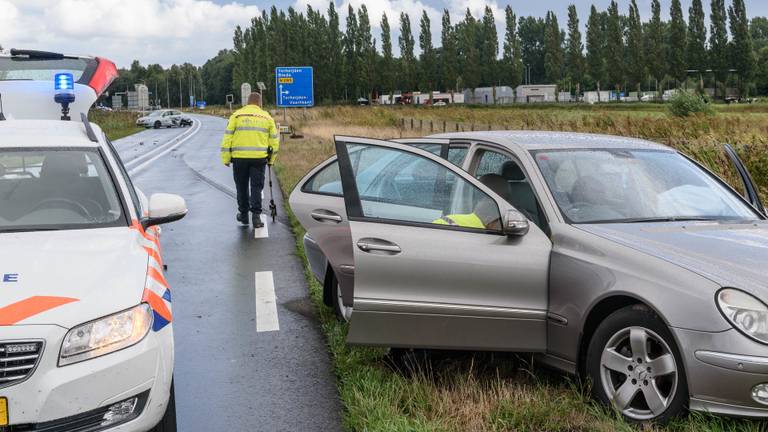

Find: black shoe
<box><xmin>236</xmin><ymin>213</ymin><xmax>249</xmax><ymax>225</ymax></box>
<box><xmin>252</xmin><ymin>213</ymin><xmax>265</xmax><ymax>228</ymax></box>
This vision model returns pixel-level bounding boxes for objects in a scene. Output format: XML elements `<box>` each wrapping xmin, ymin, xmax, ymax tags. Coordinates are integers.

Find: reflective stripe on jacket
<box><xmin>432</xmin><ymin>213</ymin><xmax>485</xmax><ymax>229</ymax></box>
<box><xmin>221</xmin><ymin>105</ymin><xmax>280</xmax><ymax>165</ymax></box>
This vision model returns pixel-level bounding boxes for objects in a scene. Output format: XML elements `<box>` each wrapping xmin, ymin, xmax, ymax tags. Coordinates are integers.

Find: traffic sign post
<box><xmin>275</xmin><ymin>67</ymin><xmax>314</xmax><ymax>108</ymax></box>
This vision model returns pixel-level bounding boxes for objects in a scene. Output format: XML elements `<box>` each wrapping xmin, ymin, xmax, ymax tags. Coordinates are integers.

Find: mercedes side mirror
<box><xmin>503</xmin><ymin>209</ymin><xmax>530</xmax><ymax>237</ymax></box>
<box><xmin>143</xmin><ymin>193</ymin><xmax>188</xmax><ymax>228</ymax></box>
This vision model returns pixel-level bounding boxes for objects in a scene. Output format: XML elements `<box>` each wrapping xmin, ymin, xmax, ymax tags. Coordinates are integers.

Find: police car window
<box><xmin>0</xmin><ymin>148</ymin><xmax>125</xmax><ymax>231</ymax></box>
<box><xmin>0</xmin><ymin>58</ymin><xmax>89</xmax><ymax>81</ymax></box>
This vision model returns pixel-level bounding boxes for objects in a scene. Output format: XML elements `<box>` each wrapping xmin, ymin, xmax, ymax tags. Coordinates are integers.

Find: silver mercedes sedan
<box><xmin>289</xmin><ymin>131</ymin><xmax>768</xmax><ymax>422</ymax></box>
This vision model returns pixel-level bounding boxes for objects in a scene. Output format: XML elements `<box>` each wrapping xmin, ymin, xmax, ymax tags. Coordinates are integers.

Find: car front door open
<box><xmin>334</xmin><ymin>136</ymin><xmax>552</xmax><ymax>351</ymax></box>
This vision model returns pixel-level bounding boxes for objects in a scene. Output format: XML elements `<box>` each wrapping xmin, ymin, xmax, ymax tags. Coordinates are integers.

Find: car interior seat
<box><xmin>500</xmin><ymin>161</ymin><xmax>542</xmax><ymax>227</ymax></box>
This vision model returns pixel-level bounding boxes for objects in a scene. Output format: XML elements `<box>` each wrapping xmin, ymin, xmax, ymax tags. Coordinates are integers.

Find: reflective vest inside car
<box><xmin>221</xmin><ymin>105</ymin><xmax>280</xmax><ymax>165</ymax></box>
<box><xmin>433</xmin><ymin>213</ymin><xmax>485</xmax><ymax>229</ymax></box>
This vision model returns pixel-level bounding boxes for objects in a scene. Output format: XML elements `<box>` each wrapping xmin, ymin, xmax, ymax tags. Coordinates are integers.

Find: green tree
<box><xmin>441</xmin><ymin>9</ymin><xmax>458</xmax><ymax>93</ymax></box>
<box><xmin>605</xmin><ymin>1</ymin><xmax>624</xmax><ymax>93</ymax></box>
<box><xmin>356</xmin><ymin>5</ymin><xmax>375</xmax><ymax>100</ymax></box>
<box><xmin>543</xmin><ymin>11</ymin><xmax>564</xmax><ymax>85</ymax></box>
<box><xmin>586</xmin><ymin>6</ymin><xmax>605</xmax><ymax>95</ymax></box>
<box><xmin>343</xmin><ymin>5</ymin><xmax>359</xmax><ymax>100</ymax></box>
<box><xmin>667</xmin><ymin>0</ymin><xmax>687</xmax><ymax>84</ymax></box>
<box><xmin>201</xmin><ymin>49</ymin><xmax>235</xmax><ymax>105</ymax></box>
<box><xmin>399</xmin><ymin>12</ymin><xmax>416</xmax><ymax>91</ymax></box>
<box><xmin>419</xmin><ymin>10</ymin><xmax>436</xmax><ymax>92</ymax></box>
<box><xmin>518</xmin><ymin>16</ymin><xmax>546</xmax><ymax>84</ymax></box>
<box><xmin>755</xmin><ymin>46</ymin><xmax>768</xmax><ymax>94</ymax></box>
<box><xmin>327</xmin><ymin>3</ymin><xmax>344</xmax><ymax>101</ymax></box>
<box><xmin>502</xmin><ymin>5</ymin><xmax>523</xmax><ymax>96</ymax></box>
<box><xmin>626</xmin><ymin>0</ymin><xmax>645</xmax><ymax>96</ymax></box>
<box><xmin>729</xmin><ymin>0</ymin><xmax>755</xmax><ymax>96</ymax></box>
<box><xmin>645</xmin><ymin>0</ymin><xmax>665</xmax><ymax>95</ymax></box>
<box><xmin>479</xmin><ymin>6</ymin><xmax>499</xmax><ymax>88</ymax></box>
<box><xmin>380</xmin><ymin>13</ymin><xmax>395</xmax><ymax>95</ymax></box>
<box><xmin>687</xmin><ymin>0</ymin><xmax>707</xmax><ymax>85</ymax></box>
<box><xmin>686</xmin><ymin>0</ymin><xmax>707</xmax><ymax>87</ymax></box>
<box><xmin>710</xmin><ymin>0</ymin><xmax>729</xmax><ymax>99</ymax></box>
<box><xmin>565</xmin><ymin>5</ymin><xmax>585</xmax><ymax>94</ymax></box>
<box><xmin>750</xmin><ymin>17</ymin><xmax>768</xmax><ymax>51</ymax></box>
<box><xmin>457</xmin><ymin>9</ymin><xmax>481</xmax><ymax>91</ymax></box>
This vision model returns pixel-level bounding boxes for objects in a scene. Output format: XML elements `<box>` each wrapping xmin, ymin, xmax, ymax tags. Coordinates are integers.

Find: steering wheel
<box><xmin>30</xmin><ymin>198</ymin><xmax>94</xmax><ymax>220</ymax></box>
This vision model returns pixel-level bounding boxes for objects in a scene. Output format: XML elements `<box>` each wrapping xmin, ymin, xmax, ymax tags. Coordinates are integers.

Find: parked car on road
<box><xmin>136</xmin><ymin>109</ymin><xmax>191</xmax><ymax>129</ymax></box>
<box><xmin>290</xmin><ymin>131</ymin><xmax>768</xmax><ymax>422</ymax></box>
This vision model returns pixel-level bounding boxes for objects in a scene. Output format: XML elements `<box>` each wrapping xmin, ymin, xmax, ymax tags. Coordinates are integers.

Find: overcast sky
<box><xmin>1</xmin><ymin>0</ymin><xmax>767</xmax><ymax>68</ymax></box>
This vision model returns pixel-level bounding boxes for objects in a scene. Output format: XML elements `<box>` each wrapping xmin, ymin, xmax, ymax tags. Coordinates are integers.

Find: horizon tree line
<box><xmin>96</xmin><ymin>0</ymin><xmax>768</xmax><ymax>106</ymax></box>
<box><xmin>229</xmin><ymin>0</ymin><xmax>767</xmax><ymax>104</ymax></box>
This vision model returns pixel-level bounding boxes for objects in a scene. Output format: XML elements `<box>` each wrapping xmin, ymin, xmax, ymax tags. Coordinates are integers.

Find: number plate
<box><xmin>0</xmin><ymin>397</ymin><xmax>7</xmax><ymax>426</ymax></box>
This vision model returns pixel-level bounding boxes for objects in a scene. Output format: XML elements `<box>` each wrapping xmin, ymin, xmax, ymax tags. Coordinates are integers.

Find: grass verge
<box><xmin>89</xmin><ymin>110</ymin><xmax>143</xmax><ymax>141</ymax></box>
<box><xmin>272</xmin><ymin>105</ymin><xmax>768</xmax><ymax>431</ymax></box>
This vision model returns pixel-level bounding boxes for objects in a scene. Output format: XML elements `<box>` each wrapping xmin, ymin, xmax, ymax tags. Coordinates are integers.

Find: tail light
<box><xmin>88</xmin><ymin>57</ymin><xmax>118</xmax><ymax>96</ymax></box>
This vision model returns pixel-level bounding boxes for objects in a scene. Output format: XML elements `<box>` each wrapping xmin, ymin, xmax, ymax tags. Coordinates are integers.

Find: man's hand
<box><xmin>224</xmin><ymin>162</ymin><xmax>230</xmax><ymax>167</ymax></box>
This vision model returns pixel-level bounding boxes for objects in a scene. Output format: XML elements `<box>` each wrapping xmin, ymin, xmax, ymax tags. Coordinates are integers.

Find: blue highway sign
<box><xmin>275</xmin><ymin>67</ymin><xmax>314</xmax><ymax>107</ymax></box>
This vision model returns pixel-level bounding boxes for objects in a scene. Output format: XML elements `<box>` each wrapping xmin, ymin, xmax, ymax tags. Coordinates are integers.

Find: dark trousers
<box><xmin>232</xmin><ymin>158</ymin><xmax>267</xmax><ymax>215</ymax></box>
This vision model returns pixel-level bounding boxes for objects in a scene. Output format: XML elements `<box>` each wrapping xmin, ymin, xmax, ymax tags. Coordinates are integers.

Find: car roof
<box><xmin>0</xmin><ymin>119</ymin><xmax>103</xmax><ymax>148</ymax></box>
<box><xmin>428</xmin><ymin>130</ymin><xmax>671</xmax><ymax>152</ymax></box>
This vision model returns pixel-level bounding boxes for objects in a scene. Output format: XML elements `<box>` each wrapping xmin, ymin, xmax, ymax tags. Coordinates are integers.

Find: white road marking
<box><xmin>253</xmin><ymin>214</ymin><xmax>269</xmax><ymax>239</ymax></box>
<box><xmin>127</xmin><ymin>120</ymin><xmax>202</xmax><ymax>175</ymax></box>
<box><xmin>255</xmin><ymin>271</ymin><xmax>279</xmax><ymax>332</ymax></box>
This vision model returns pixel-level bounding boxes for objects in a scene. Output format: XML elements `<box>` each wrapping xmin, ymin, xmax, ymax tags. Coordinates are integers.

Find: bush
<box><xmin>668</xmin><ymin>91</ymin><xmax>715</xmax><ymax>117</ymax></box>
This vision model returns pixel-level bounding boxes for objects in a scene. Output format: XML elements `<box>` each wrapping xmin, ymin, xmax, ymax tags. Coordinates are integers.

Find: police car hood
<box><xmin>0</xmin><ymin>227</ymin><xmax>148</xmax><ymax>328</ymax></box>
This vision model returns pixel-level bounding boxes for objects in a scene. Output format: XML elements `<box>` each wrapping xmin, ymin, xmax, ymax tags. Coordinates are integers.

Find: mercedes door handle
<box><xmin>357</xmin><ymin>239</ymin><xmax>402</xmax><ymax>254</ymax></box>
<box><xmin>311</xmin><ymin>211</ymin><xmax>343</xmax><ymax>223</ymax></box>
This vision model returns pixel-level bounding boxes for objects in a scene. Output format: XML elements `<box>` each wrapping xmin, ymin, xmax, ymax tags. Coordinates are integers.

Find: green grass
<box><xmin>89</xmin><ymin>110</ymin><xmax>143</xmax><ymax>141</ymax></box>
<box><xmin>270</xmin><ymin>105</ymin><xmax>768</xmax><ymax>431</ymax></box>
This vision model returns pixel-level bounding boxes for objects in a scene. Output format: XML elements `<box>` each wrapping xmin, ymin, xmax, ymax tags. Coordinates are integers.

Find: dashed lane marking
<box><xmin>254</xmin><ymin>214</ymin><xmax>269</xmax><ymax>239</ymax></box>
<box><xmin>255</xmin><ymin>271</ymin><xmax>279</xmax><ymax>332</ymax></box>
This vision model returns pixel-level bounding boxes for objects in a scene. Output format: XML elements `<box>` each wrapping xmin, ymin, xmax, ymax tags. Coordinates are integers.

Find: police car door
<box><xmin>335</xmin><ymin>136</ymin><xmax>551</xmax><ymax>351</ymax></box>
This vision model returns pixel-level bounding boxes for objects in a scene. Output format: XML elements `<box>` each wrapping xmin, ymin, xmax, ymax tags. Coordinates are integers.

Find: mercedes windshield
<box><xmin>534</xmin><ymin>149</ymin><xmax>760</xmax><ymax>224</ymax></box>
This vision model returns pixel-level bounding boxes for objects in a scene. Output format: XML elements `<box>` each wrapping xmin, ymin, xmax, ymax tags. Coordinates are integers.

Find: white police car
<box><xmin>0</xmin><ymin>49</ymin><xmax>185</xmax><ymax>431</ymax></box>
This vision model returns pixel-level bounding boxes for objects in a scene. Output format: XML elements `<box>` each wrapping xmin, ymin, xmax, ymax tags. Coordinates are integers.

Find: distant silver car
<box><xmin>289</xmin><ymin>131</ymin><xmax>768</xmax><ymax>422</ymax></box>
<box><xmin>136</xmin><ymin>109</ymin><xmax>191</xmax><ymax>129</ymax></box>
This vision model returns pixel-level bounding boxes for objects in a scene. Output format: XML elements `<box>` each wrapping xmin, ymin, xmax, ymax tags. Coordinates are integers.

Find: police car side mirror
<box><xmin>143</xmin><ymin>193</ymin><xmax>188</xmax><ymax>228</ymax></box>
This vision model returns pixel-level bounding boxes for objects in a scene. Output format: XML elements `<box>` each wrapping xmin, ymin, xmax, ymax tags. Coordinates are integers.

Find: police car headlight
<box><xmin>59</xmin><ymin>304</ymin><xmax>153</xmax><ymax>366</ymax></box>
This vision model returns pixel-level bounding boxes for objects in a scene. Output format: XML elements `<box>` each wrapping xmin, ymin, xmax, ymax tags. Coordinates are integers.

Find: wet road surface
<box><xmin>112</xmin><ymin>115</ymin><xmax>342</xmax><ymax>431</ymax></box>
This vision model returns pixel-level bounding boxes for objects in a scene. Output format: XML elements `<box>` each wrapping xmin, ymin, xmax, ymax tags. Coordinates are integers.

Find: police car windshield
<box><xmin>0</xmin><ymin>58</ymin><xmax>89</xmax><ymax>81</ymax></box>
<box><xmin>0</xmin><ymin>148</ymin><xmax>125</xmax><ymax>232</ymax></box>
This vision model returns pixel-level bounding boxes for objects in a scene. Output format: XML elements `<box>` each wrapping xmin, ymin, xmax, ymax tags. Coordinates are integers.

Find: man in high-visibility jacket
<box><xmin>221</xmin><ymin>93</ymin><xmax>279</xmax><ymax>228</ymax></box>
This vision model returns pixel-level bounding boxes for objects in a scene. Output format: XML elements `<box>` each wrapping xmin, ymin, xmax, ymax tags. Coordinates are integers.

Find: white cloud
<box><xmin>0</xmin><ymin>0</ymin><xmax>259</xmax><ymax>67</ymax></box>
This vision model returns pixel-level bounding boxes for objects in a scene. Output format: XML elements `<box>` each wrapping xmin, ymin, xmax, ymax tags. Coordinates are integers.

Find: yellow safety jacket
<box><xmin>221</xmin><ymin>105</ymin><xmax>280</xmax><ymax>165</ymax></box>
<box><xmin>432</xmin><ymin>213</ymin><xmax>485</xmax><ymax>229</ymax></box>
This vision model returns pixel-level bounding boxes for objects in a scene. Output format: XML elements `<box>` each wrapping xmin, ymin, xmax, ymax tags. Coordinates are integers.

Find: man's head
<box><xmin>247</xmin><ymin>93</ymin><xmax>262</xmax><ymax>107</ymax></box>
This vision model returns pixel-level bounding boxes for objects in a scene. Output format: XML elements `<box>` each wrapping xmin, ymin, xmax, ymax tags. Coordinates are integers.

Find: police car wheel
<box><xmin>153</xmin><ymin>121</ymin><xmax>161</xmax><ymax>129</ymax></box>
<box><xmin>152</xmin><ymin>379</ymin><xmax>177</xmax><ymax>431</ymax></box>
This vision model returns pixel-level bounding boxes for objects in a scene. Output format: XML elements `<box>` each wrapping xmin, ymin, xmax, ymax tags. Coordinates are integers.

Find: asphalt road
<box><xmin>112</xmin><ymin>115</ymin><xmax>342</xmax><ymax>431</ymax></box>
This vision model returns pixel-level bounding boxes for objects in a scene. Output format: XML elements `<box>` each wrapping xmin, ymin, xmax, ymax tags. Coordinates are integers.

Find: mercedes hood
<box><xmin>0</xmin><ymin>227</ymin><xmax>148</xmax><ymax>328</ymax></box>
<box><xmin>579</xmin><ymin>220</ymin><xmax>768</xmax><ymax>297</ymax></box>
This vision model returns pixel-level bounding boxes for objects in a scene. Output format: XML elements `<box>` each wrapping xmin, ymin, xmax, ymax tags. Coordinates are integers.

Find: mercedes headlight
<box><xmin>717</xmin><ymin>288</ymin><xmax>768</xmax><ymax>344</ymax></box>
<box><xmin>59</xmin><ymin>304</ymin><xmax>153</xmax><ymax>366</ymax></box>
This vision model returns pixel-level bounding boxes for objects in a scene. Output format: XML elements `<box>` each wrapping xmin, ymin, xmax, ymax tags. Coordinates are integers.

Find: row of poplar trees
<box><xmin>231</xmin><ymin>0</ymin><xmax>760</xmax><ymax>104</ymax></box>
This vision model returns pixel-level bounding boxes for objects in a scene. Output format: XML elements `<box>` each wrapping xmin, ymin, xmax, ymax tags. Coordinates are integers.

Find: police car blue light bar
<box><xmin>54</xmin><ymin>72</ymin><xmax>74</xmax><ymax>93</ymax></box>
<box><xmin>53</xmin><ymin>72</ymin><xmax>75</xmax><ymax>120</ymax></box>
